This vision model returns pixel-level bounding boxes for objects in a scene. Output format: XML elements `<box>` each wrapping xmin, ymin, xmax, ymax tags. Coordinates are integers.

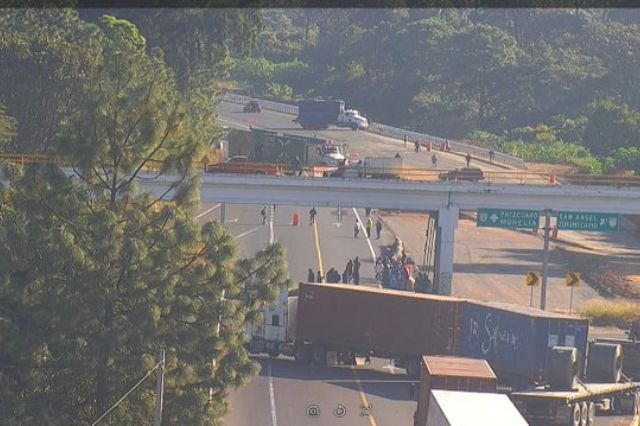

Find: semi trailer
<box><xmin>293</xmin><ymin>100</ymin><xmax>369</xmax><ymax>130</ymax></box>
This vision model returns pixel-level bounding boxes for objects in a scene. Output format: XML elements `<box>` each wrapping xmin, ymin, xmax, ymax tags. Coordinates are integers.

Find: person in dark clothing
<box><xmin>261</xmin><ymin>206</ymin><xmax>267</xmax><ymax>225</ymax></box>
<box><xmin>309</xmin><ymin>206</ymin><xmax>317</xmax><ymax>225</ymax></box>
<box><xmin>489</xmin><ymin>149</ymin><xmax>495</xmax><ymax>164</ymax></box>
<box><xmin>353</xmin><ymin>257</ymin><xmax>361</xmax><ymax>285</ymax></box>
<box><xmin>376</xmin><ymin>219</ymin><xmax>383</xmax><ymax>239</ymax></box>
<box><xmin>346</xmin><ymin>259</ymin><xmax>354</xmax><ymax>283</ymax></box>
<box><xmin>394</xmin><ymin>152</ymin><xmax>402</xmax><ymax>159</ymax></box>
<box><xmin>307</xmin><ymin>268</ymin><xmax>315</xmax><ymax>283</ymax></box>
<box><xmin>414</xmin><ymin>140</ymin><xmax>421</xmax><ymax>153</ymax></box>
<box><xmin>342</xmin><ymin>269</ymin><xmax>348</xmax><ymax>283</ymax></box>
<box><xmin>465</xmin><ymin>152</ymin><xmax>472</xmax><ymax>167</ymax></box>
<box><xmin>431</xmin><ymin>153</ymin><xmax>438</xmax><ymax>168</ymax></box>
<box><xmin>326</xmin><ymin>268</ymin><xmax>340</xmax><ymax>283</ymax></box>
<box><xmin>317</xmin><ymin>270</ymin><xmax>323</xmax><ymax>283</ymax></box>
<box><xmin>365</xmin><ymin>207</ymin><xmax>372</xmax><ymax>217</ymax></box>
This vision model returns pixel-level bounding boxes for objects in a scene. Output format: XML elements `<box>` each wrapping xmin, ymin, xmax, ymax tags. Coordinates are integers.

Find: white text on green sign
<box><xmin>556</xmin><ymin>211</ymin><xmax>619</xmax><ymax>232</ymax></box>
<box><xmin>477</xmin><ymin>208</ymin><xmax>540</xmax><ymax>229</ymax></box>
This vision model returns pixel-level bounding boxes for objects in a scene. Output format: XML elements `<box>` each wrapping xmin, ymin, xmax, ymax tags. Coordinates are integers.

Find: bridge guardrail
<box><xmin>221</xmin><ymin>93</ymin><xmax>526</xmax><ymax>169</ymax></box>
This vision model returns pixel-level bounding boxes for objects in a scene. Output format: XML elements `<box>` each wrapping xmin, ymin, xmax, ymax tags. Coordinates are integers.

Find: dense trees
<box><xmin>0</xmin><ymin>8</ymin><xmax>289</xmax><ymax>425</ymax></box>
<box><xmin>232</xmin><ymin>9</ymin><xmax>640</xmax><ymax>173</ymax></box>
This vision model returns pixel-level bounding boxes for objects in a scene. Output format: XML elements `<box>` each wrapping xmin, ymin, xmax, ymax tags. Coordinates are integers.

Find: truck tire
<box><xmin>312</xmin><ymin>345</ymin><xmax>327</xmax><ymax>366</ymax></box>
<box><xmin>294</xmin><ymin>344</ymin><xmax>309</xmax><ymax>364</ymax></box>
<box><xmin>571</xmin><ymin>403</ymin><xmax>581</xmax><ymax>426</ymax></box>
<box><xmin>586</xmin><ymin>342</ymin><xmax>623</xmax><ymax>383</ymax></box>
<box><xmin>586</xmin><ymin>401</ymin><xmax>595</xmax><ymax>425</ymax></box>
<box><xmin>579</xmin><ymin>402</ymin><xmax>588</xmax><ymax>426</ymax></box>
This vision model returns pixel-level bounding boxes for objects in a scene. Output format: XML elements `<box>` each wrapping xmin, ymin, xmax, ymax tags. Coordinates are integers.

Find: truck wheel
<box><xmin>268</xmin><ymin>350</ymin><xmax>280</xmax><ymax>358</ymax></box>
<box><xmin>586</xmin><ymin>401</ymin><xmax>595</xmax><ymax>425</ymax></box>
<box><xmin>294</xmin><ymin>344</ymin><xmax>309</xmax><ymax>364</ymax></box>
<box><xmin>405</xmin><ymin>357</ymin><xmax>420</xmax><ymax>378</ymax></box>
<box><xmin>571</xmin><ymin>403</ymin><xmax>581</xmax><ymax>426</ymax></box>
<box><xmin>579</xmin><ymin>402</ymin><xmax>588</xmax><ymax>426</ymax></box>
<box><xmin>312</xmin><ymin>346</ymin><xmax>327</xmax><ymax>366</ymax></box>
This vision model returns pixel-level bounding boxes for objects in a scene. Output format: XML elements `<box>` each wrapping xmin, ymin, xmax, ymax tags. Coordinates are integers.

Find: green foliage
<box><xmin>604</xmin><ymin>147</ymin><xmax>640</xmax><ymax>175</ymax></box>
<box><xmin>0</xmin><ymin>12</ymin><xmax>289</xmax><ymax>425</ymax></box>
<box><xmin>0</xmin><ymin>104</ymin><xmax>16</xmax><ymax>144</ymax></box>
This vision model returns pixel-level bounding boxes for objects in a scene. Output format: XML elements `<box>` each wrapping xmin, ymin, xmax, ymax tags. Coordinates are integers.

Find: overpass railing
<box><xmin>4</xmin><ymin>153</ymin><xmax>638</xmax><ymax>188</ymax></box>
<box><xmin>221</xmin><ymin>93</ymin><xmax>526</xmax><ymax>169</ymax></box>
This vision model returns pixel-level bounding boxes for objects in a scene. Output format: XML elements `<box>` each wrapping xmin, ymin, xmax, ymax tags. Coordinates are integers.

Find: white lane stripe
<box><xmin>216</xmin><ymin>117</ymin><xmax>252</xmax><ymax>130</ymax></box>
<box><xmin>234</xmin><ymin>226</ymin><xmax>263</xmax><ymax>240</ymax></box>
<box><xmin>196</xmin><ymin>203</ymin><xmax>221</xmax><ymax>219</ymax></box>
<box><xmin>352</xmin><ymin>208</ymin><xmax>377</xmax><ymax>262</ymax></box>
<box><xmin>267</xmin><ymin>359</ymin><xmax>278</xmax><ymax>426</ymax></box>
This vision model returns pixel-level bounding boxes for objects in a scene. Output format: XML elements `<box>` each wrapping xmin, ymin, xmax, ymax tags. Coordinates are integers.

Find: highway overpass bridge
<box><xmin>54</xmin><ymin>168</ymin><xmax>640</xmax><ymax>297</ymax></box>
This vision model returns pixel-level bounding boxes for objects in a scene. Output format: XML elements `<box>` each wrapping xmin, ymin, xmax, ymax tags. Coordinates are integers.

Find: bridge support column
<box><xmin>434</xmin><ymin>205</ymin><xmax>459</xmax><ymax>296</ymax></box>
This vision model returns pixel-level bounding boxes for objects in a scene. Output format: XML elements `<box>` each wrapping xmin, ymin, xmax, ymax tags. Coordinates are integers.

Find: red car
<box><xmin>244</xmin><ymin>100</ymin><xmax>262</xmax><ymax>113</ymax></box>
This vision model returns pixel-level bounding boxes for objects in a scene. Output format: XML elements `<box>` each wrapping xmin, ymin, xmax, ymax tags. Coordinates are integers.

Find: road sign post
<box><xmin>566</xmin><ymin>272</ymin><xmax>580</xmax><ymax>313</ymax></box>
<box><xmin>526</xmin><ymin>272</ymin><xmax>540</xmax><ymax>307</ymax></box>
<box><xmin>540</xmin><ymin>209</ymin><xmax>551</xmax><ymax>311</ymax></box>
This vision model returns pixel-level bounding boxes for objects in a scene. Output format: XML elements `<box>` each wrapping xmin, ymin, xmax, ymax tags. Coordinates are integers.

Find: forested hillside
<box><xmin>230</xmin><ymin>9</ymin><xmax>640</xmax><ymax>174</ymax></box>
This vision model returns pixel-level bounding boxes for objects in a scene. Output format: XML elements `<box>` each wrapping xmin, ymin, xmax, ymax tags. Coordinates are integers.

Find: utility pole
<box><xmin>540</xmin><ymin>210</ymin><xmax>551</xmax><ymax>310</ymax></box>
<box><xmin>154</xmin><ymin>349</ymin><xmax>166</xmax><ymax>426</ymax></box>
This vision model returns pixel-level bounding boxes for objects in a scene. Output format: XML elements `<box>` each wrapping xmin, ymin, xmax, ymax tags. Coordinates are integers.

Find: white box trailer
<box><xmin>426</xmin><ymin>390</ymin><xmax>528</xmax><ymax>426</ymax></box>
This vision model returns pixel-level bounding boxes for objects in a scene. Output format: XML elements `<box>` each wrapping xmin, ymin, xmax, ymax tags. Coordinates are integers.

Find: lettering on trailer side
<box><xmin>468</xmin><ymin>313</ymin><xmax>521</xmax><ymax>356</ymax></box>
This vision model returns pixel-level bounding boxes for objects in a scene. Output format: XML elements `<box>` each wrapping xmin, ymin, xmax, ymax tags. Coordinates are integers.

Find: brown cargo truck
<box><xmin>414</xmin><ymin>356</ymin><xmax>498</xmax><ymax>426</ymax></box>
<box><xmin>245</xmin><ymin>282</ymin><xmax>464</xmax><ymax>376</ymax></box>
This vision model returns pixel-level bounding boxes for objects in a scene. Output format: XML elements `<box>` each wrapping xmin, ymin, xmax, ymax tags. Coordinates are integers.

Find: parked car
<box><xmin>439</xmin><ymin>167</ymin><xmax>484</xmax><ymax>182</ymax></box>
<box><xmin>244</xmin><ymin>101</ymin><xmax>262</xmax><ymax>113</ymax></box>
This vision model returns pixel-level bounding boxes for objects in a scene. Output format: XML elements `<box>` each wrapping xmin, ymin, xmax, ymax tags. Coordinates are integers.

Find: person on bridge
<box><xmin>309</xmin><ymin>206</ymin><xmax>317</xmax><ymax>225</ymax></box>
<box><xmin>414</xmin><ymin>140</ymin><xmax>421</xmax><ymax>153</ymax></box>
<box><xmin>431</xmin><ymin>153</ymin><xmax>438</xmax><ymax>169</ymax></box>
<box><xmin>307</xmin><ymin>268</ymin><xmax>315</xmax><ymax>283</ymax></box>
<box><xmin>365</xmin><ymin>217</ymin><xmax>373</xmax><ymax>238</ymax></box>
<box><xmin>394</xmin><ymin>152</ymin><xmax>402</xmax><ymax>159</ymax></box>
<box><xmin>353</xmin><ymin>257</ymin><xmax>361</xmax><ymax>285</ymax></box>
<box><xmin>317</xmin><ymin>270</ymin><xmax>323</xmax><ymax>283</ymax></box>
<box><xmin>294</xmin><ymin>156</ymin><xmax>304</xmax><ymax>176</ymax></box>
<box><xmin>376</xmin><ymin>219</ymin><xmax>383</xmax><ymax>239</ymax></box>
<box><xmin>404</xmin><ymin>135</ymin><xmax>408</xmax><ymax>149</ymax></box>
<box><xmin>489</xmin><ymin>149</ymin><xmax>495</xmax><ymax>164</ymax></box>
<box><xmin>354</xmin><ymin>219</ymin><xmax>360</xmax><ymax>238</ymax></box>
<box><xmin>261</xmin><ymin>206</ymin><xmax>267</xmax><ymax>225</ymax></box>
<box><xmin>465</xmin><ymin>152</ymin><xmax>472</xmax><ymax>167</ymax></box>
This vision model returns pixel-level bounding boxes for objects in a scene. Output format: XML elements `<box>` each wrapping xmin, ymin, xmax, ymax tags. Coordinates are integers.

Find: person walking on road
<box><xmin>317</xmin><ymin>270</ymin><xmax>323</xmax><ymax>283</ymax></box>
<box><xmin>414</xmin><ymin>140</ymin><xmax>421</xmax><ymax>153</ymax></box>
<box><xmin>365</xmin><ymin>207</ymin><xmax>372</xmax><ymax>217</ymax></box>
<box><xmin>354</xmin><ymin>219</ymin><xmax>360</xmax><ymax>238</ymax></box>
<box><xmin>261</xmin><ymin>206</ymin><xmax>267</xmax><ymax>225</ymax></box>
<box><xmin>431</xmin><ymin>153</ymin><xmax>438</xmax><ymax>169</ymax></box>
<box><xmin>489</xmin><ymin>149</ymin><xmax>495</xmax><ymax>164</ymax></box>
<box><xmin>394</xmin><ymin>152</ymin><xmax>402</xmax><ymax>159</ymax></box>
<box><xmin>465</xmin><ymin>152</ymin><xmax>472</xmax><ymax>167</ymax></box>
<box><xmin>365</xmin><ymin>217</ymin><xmax>373</xmax><ymax>238</ymax></box>
<box><xmin>404</xmin><ymin>135</ymin><xmax>408</xmax><ymax>149</ymax></box>
<box><xmin>309</xmin><ymin>206</ymin><xmax>317</xmax><ymax>225</ymax></box>
<box><xmin>353</xmin><ymin>256</ymin><xmax>361</xmax><ymax>285</ymax></box>
<box><xmin>307</xmin><ymin>268</ymin><xmax>315</xmax><ymax>283</ymax></box>
<box><xmin>376</xmin><ymin>219</ymin><xmax>383</xmax><ymax>239</ymax></box>
<box><xmin>346</xmin><ymin>259</ymin><xmax>354</xmax><ymax>283</ymax></box>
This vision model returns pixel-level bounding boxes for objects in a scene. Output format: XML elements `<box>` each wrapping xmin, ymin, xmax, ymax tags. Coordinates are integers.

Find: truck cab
<box><xmin>318</xmin><ymin>144</ymin><xmax>347</xmax><ymax>167</ymax></box>
<box><xmin>338</xmin><ymin>109</ymin><xmax>369</xmax><ymax>130</ymax></box>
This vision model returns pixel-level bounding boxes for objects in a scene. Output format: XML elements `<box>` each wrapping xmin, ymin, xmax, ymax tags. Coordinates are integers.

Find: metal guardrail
<box><xmin>2</xmin><ymin>153</ymin><xmax>639</xmax><ymax>188</ymax></box>
<box><xmin>221</xmin><ymin>93</ymin><xmax>526</xmax><ymax>169</ymax></box>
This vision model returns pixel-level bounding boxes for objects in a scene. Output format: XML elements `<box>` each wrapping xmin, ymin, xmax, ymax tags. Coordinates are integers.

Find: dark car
<box><xmin>244</xmin><ymin>100</ymin><xmax>262</xmax><ymax>113</ymax></box>
<box><xmin>439</xmin><ymin>167</ymin><xmax>485</xmax><ymax>182</ymax></box>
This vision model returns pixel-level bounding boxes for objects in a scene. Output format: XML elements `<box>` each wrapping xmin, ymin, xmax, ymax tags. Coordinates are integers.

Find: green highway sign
<box><xmin>477</xmin><ymin>208</ymin><xmax>540</xmax><ymax>229</ymax></box>
<box><xmin>556</xmin><ymin>211</ymin><xmax>619</xmax><ymax>232</ymax></box>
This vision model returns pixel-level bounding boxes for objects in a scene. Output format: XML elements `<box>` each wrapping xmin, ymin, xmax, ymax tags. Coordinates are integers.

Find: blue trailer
<box><xmin>457</xmin><ymin>300</ymin><xmax>589</xmax><ymax>388</ymax></box>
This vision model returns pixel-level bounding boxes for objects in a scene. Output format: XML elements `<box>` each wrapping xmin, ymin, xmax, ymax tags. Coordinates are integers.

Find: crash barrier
<box><xmin>221</xmin><ymin>93</ymin><xmax>526</xmax><ymax>169</ymax></box>
<box><xmin>3</xmin><ymin>153</ymin><xmax>639</xmax><ymax>188</ymax></box>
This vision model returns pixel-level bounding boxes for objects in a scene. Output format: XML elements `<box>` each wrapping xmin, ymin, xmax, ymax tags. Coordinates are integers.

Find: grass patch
<box><xmin>580</xmin><ymin>299</ymin><xmax>640</xmax><ymax>328</ymax></box>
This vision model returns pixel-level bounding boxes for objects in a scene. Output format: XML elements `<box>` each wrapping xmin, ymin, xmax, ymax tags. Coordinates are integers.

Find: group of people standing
<box><xmin>354</xmin><ymin>216</ymin><xmax>383</xmax><ymax>239</ymax></box>
<box><xmin>307</xmin><ymin>256</ymin><xmax>361</xmax><ymax>285</ymax></box>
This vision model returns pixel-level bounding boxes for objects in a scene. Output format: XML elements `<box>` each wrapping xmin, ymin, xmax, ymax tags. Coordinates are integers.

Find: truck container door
<box><xmin>264</xmin><ymin>290</ymin><xmax>289</xmax><ymax>343</ymax></box>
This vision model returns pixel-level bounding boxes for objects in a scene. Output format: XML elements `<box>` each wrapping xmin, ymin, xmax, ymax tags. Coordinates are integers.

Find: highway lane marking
<box><xmin>234</xmin><ymin>226</ymin><xmax>263</xmax><ymax>240</ymax></box>
<box><xmin>351</xmin><ymin>367</ymin><xmax>378</xmax><ymax>426</ymax></box>
<box><xmin>267</xmin><ymin>359</ymin><xmax>278</xmax><ymax>426</ymax></box>
<box><xmin>216</xmin><ymin>116</ymin><xmax>252</xmax><ymax>130</ymax></box>
<box><xmin>196</xmin><ymin>203</ymin><xmax>221</xmax><ymax>219</ymax></box>
<box><xmin>269</xmin><ymin>206</ymin><xmax>275</xmax><ymax>244</ymax></box>
<box><xmin>312</xmin><ymin>221</ymin><xmax>325</xmax><ymax>281</ymax></box>
<box><xmin>352</xmin><ymin>208</ymin><xmax>378</xmax><ymax>262</ymax></box>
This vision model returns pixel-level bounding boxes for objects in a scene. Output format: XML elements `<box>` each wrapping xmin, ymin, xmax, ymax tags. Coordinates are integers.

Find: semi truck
<box><xmin>293</xmin><ymin>99</ymin><xmax>369</xmax><ymax>130</ymax></box>
<box><xmin>246</xmin><ymin>283</ymin><xmax>640</xmax><ymax>426</ymax></box>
